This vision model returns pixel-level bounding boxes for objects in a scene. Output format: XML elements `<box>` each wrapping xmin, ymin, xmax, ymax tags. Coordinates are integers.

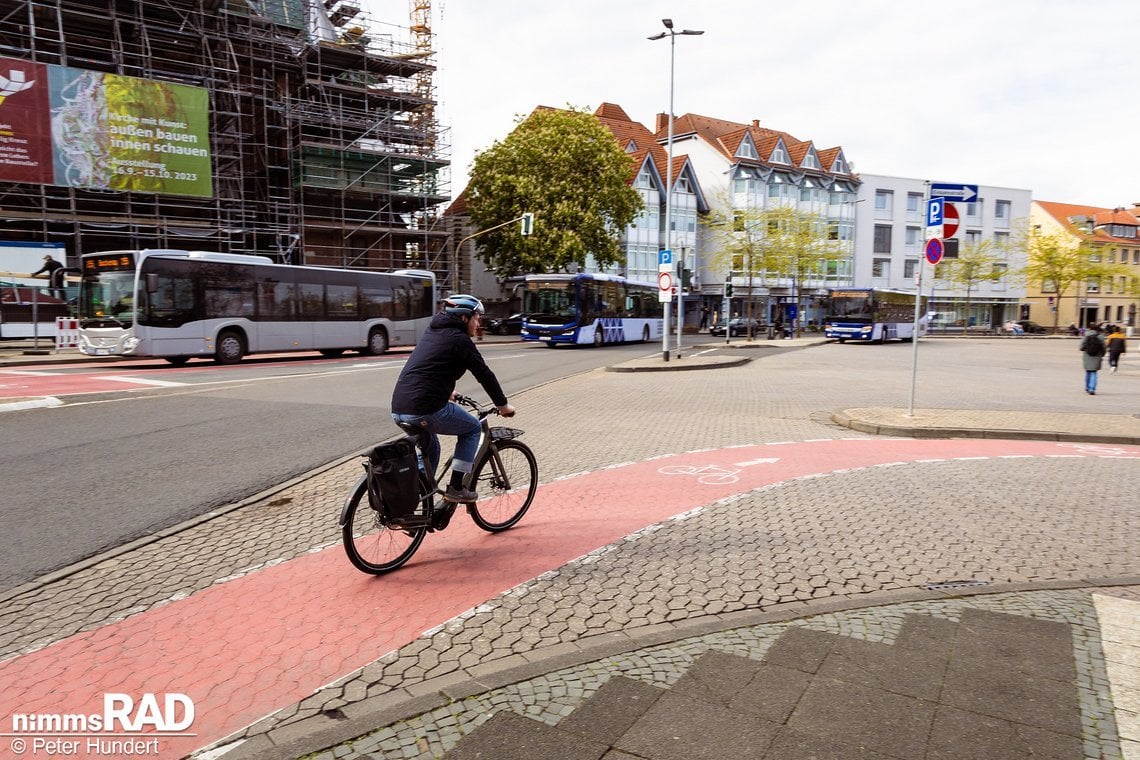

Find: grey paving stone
<box><xmin>669</xmin><ymin>649</ymin><xmax>765</xmax><ymax>706</ymax></box>
<box><xmin>925</xmin><ymin>704</ymin><xmax>1084</xmax><ymax>760</ymax></box>
<box><xmin>444</xmin><ymin>711</ymin><xmax>609</xmax><ymax>760</ymax></box>
<box><xmin>615</xmin><ymin>689</ymin><xmax>779</xmax><ymax>760</ymax></box>
<box><xmin>557</xmin><ymin>676</ymin><xmax>665</xmax><ymax>746</ymax></box>
<box><xmin>818</xmin><ymin>624</ymin><xmax>950</xmax><ymax>701</ymax></box>
<box><xmin>727</xmin><ymin>665</ymin><xmax>812</xmax><ymax>725</ymax></box>
<box><xmin>786</xmin><ymin>676</ymin><xmax>936</xmax><ymax>759</ymax></box>
<box><xmin>761</xmin><ymin>626</ymin><xmax>835</xmax><ymax>673</ymax></box>
<box><xmin>763</xmin><ymin>726</ymin><xmax>898</xmax><ymax>760</ymax></box>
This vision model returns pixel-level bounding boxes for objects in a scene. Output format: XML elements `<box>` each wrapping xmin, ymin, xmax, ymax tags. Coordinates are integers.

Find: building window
<box><xmin>874</xmin><ymin>190</ymin><xmax>893</xmax><ymax>213</ymax></box>
<box><xmin>904</xmin><ymin>259</ymin><xmax>918</xmax><ymax>279</ymax></box>
<box><xmin>770</xmin><ymin>143</ymin><xmax>789</xmax><ymax>163</ymax></box>
<box><xmin>995</xmin><ymin>200</ymin><xmax>1011</xmax><ymax>219</ymax></box>
<box><xmin>736</xmin><ymin>138</ymin><xmax>757</xmax><ymax>160</ymax></box>
<box><xmin>906</xmin><ymin>193</ymin><xmax>922</xmax><ymax>213</ymax></box>
<box><xmin>873</xmin><ymin>225</ymin><xmax>892</xmax><ymax>253</ymax></box>
<box><xmin>1087</xmin><ymin>278</ymin><xmax>1099</xmax><ymax>293</ymax></box>
<box><xmin>966</xmin><ymin>199</ymin><xmax>982</xmax><ymax>218</ymax></box>
<box><xmin>1042</xmin><ymin>278</ymin><xmax>1057</xmax><ymax>293</ymax></box>
<box><xmin>965</xmin><ymin>230</ymin><xmax>982</xmax><ymax>245</ymax></box>
<box><xmin>905</xmin><ymin>227</ymin><xmax>921</xmax><ymax>247</ymax></box>
<box><xmin>994</xmin><ymin>231</ymin><xmax>1009</xmax><ymax>248</ymax></box>
<box><xmin>802</xmin><ymin>151</ymin><xmax>820</xmax><ymax>170</ymax></box>
<box><xmin>872</xmin><ymin>258</ymin><xmax>890</xmax><ymax>278</ymax></box>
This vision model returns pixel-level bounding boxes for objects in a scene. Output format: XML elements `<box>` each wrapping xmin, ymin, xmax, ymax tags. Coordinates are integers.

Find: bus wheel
<box><xmin>641</xmin><ymin>325</ymin><xmax>650</xmax><ymax>343</ymax></box>
<box><xmin>593</xmin><ymin>326</ymin><xmax>605</xmax><ymax>347</ymax></box>
<box><xmin>214</xmin><ymin>330</ymin><xmax>245</xmax><ymax>364</ymax></box>
<box><xmin>363</xmin><ymin>327</ymin><xmax>389</xmax><ymax>356</ymax></box>
<box><xmin>165</xmin><ymin>356</ymin><xmax>190</xmax><ymax>366</ymax></box>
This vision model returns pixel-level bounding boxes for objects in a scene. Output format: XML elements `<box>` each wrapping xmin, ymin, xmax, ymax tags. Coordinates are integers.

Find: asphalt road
<box><xmin>0</xmin><ymin>341</ymin><xmax>653</xmax><ymax>592</ymax></box>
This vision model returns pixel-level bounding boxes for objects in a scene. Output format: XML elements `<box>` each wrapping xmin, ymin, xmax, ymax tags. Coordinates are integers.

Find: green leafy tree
<box><xmin>703</xmin><ymin>202</ymin><xmax>847</xmax><ymax>338</ymax></box>
<box><xmin>466</xmin><ymin>107</ymin><xmax>643</xmax><ymax>277</ymax></box>
<box><xmin>934</xmin><ymin>238</ymin><xmax>1010</xmax><ymax>333</ymax></box>
<box><xmin>1019</xmin><ymin>226</ymin><xmax>1128</xmax><ymax>331</ymax></box>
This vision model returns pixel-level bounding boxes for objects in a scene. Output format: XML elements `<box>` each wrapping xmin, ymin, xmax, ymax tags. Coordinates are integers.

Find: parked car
<box><xmin>486</xmin><ymin>313</ymin><xmax>523</xmax><ymax>335</ymax></box>
<box><xmin>1016</xmin><ymin>320</ymin><xmax>1047</xmax><ymax>334</ymax></box>
<box><xmin>709</xmin><ymin>317</ymin><xmax>762</xmax><ymax>337</ymax></box>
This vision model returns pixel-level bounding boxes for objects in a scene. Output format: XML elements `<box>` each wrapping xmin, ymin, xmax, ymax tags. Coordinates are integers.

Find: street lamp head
<box><xmin>679</xmin><ymin>29</ymin><xmax>704</xmax><ymax>35</ymax></box>
<box><xmin>662</xmin><ymin>18</ymin><xmax>673</xmax><ymax>29</ymax></box>
<box><xmin>647</xmin><ymin>31</ymin><xmax>667</xmax><ymax>40</ymax></box>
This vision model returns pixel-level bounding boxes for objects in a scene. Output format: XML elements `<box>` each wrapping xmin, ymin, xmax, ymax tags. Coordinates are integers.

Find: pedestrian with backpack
<box><xmin>1105</xmin><ymin>325</ymin><xmax>1127</xmax><ymax>373</ymax></box>
<box><xmin>1079</xmin><ymin>326</ymin><xmax>1106</xmax><ymax>394</ymax></box>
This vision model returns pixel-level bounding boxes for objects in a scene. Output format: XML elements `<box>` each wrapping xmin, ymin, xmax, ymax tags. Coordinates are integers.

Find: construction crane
<box><xmin>408</xmin><ymin>0</ymin><xmax>434</xmax><ymax>151</ymax></box>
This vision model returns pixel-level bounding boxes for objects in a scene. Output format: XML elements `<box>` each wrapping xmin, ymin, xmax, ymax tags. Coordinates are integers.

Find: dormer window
<box><xmin>831</xmin><ymin>156</ymin><xmax>848</xmax><ymax>173</ymax></box>
<box><xmin>802</xmin><ymin>149</ymin><xmax>820</xmax><ymax>170</ymax></box>
<box><xmin>625</xmin><ymin>139</ymin><xmax>637</xmax><ymax>153</ymax></box>
<box><xmin>770</xmin><ymin>142</ymin><xmax>789</xmax><ymax>164</ymax></box>
<box><xmin>735</xmin><ymin>136</ymin><xmax>758</xmax><ymax>160</ymax></box>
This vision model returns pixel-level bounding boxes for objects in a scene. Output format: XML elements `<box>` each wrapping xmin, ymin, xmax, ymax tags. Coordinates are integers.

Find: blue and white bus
<box><xmin>822</xmin><ymin>287</ymin><xmax>928</xmax><ymax>343</ymax></box>
<box><xmin>520</xmin><ymin>273</ymin><xmax>663</xmax><ymax>347</ymax></box>
<box><xmin>77</xmin><ymin>249</ymin><xmax>435</xmax><ymax>364</ymax></box>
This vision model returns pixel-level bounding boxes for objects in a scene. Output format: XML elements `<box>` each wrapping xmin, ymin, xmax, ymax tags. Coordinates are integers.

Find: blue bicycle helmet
<box><xmin>442</xmin><ymin>293</ymin><xmax>485</xmax><ymax>317</ymax></box>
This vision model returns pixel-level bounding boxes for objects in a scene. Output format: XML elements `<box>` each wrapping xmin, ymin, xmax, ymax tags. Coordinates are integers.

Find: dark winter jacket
<box><xmin>1106</xmin><ymin>330</ymin><xmax>1127</xmax><ymax>355</ymax></box>
<box><xmin>391</xmin><ymin>312</ymin><xmax>508</xmax><ymax>415</ymax></box>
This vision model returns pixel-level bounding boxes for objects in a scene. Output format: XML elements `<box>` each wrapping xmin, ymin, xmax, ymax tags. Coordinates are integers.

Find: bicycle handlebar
<box><xmin>453</xmin><ymin>394</ymin><xmax>500</xmax><ymax>420</ymax></box>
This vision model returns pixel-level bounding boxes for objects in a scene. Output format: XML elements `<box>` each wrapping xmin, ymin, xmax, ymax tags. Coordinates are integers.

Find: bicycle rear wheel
<box><xmin>468</xmin><ymin>440</ymin><xmax>537</xmax><ymax>532</ymax></box>
<box><xmin>341</xmin><ymin>475</ymin><xmax>428</xmax><ymax>574</ymax></box>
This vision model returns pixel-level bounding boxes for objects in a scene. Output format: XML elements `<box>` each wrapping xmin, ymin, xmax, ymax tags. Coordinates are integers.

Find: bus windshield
<box><xmin>824</xmin><ymin>290</ymin><xmax>873</xmax><ymax>323</ymax></box>
<box><xmin>78</xmin><ymin>253</ymin><xmax>138</xmax><ymax>328</ymax></box>
<box><xmin>522</xmin><ymin>283</ymin><xmax>575</xmax><ymax>320</ymax></box>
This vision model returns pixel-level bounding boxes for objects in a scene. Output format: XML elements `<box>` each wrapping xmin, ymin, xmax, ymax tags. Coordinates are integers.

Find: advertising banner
<box><xmin>0</xmin><ymin>56</ymin><xmax>213</xmax><ymax>198</ymax></box>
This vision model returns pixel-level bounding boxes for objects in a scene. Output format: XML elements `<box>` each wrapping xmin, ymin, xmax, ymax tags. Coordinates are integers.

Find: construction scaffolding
<box><xmin>0</xmin><ymin>0</ymin><xmax>451</xmax><ymax>278</ymax></box>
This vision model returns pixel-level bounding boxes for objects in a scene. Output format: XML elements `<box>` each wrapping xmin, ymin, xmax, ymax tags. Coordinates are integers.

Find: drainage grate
<box><xmin>922</xmin><ymin>579</ymin><xmax>992</xmax><ymax>591</ymax></box>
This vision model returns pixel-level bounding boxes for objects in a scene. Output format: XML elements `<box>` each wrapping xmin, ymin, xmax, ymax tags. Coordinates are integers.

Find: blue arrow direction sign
<box><xmin>930</xmin><ymin>183</ymin><xmax>978</xmax><ymax>203</ymax></box>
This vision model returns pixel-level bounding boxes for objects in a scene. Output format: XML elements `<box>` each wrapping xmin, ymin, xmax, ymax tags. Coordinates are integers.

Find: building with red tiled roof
<box><xmin>659</xmin><ymin>112</ymin><xmax>860</xmax><ymax>327</ymax></box>
<box><xmin>1030</xmin><ymin>201</ymin><xmax>1140</xmax><ymax>329</ymax></box>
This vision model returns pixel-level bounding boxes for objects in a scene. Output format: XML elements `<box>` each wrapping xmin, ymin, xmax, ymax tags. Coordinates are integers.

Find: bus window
<box><xmin>360</xmin><ymin>278</ymin><xmax>393</xmax><ymax>319</ymax></box>
<box><xmin>326</xmin><ymin>284</ymin><xmax>357</xmax><ymax>320</ymax></box>
<box><xmin>297</xmin><ymin>280</ymin><xmax>324</xmax><ymax>319</ymax></box>
<box><xmin>256</xmin><ymin>276</ymin><xmax>296</xmax><ymax>320</ymax></box>
<box><xmin>139</xmin><ymin>259</ymin><xmax>198</xmax><ymax>327</ymax></box>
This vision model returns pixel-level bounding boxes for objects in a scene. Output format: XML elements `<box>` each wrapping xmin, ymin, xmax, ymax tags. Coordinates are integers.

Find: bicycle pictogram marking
<box><xmin>1057</xmin><ymin>443</ymin><xmax>1140</xmax><ymax>458</ymax></box>
<box><xmin>658</xmin><ymin>464</ymin><xmax>742</xmax><ymax>485</ymax></box>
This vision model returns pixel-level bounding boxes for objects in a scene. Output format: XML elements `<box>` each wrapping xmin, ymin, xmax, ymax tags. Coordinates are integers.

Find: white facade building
<box><xmin>853</xmin><ymin>175</ymin><xmax>1032</xmax><ymax>329</ymax></box>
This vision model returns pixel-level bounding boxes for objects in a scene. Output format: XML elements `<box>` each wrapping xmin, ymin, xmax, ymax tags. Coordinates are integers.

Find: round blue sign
<box><xmin>925</xmin><ymin>237</ymin><xmax>944</xmax><ymax>265</ymax></box>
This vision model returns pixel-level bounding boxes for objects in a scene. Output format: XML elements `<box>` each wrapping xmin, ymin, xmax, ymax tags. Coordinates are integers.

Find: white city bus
<box><xmin>520</xmin><ymin>273</ymin><xmax>663</xmax><ymax>346</ymax></box>
<box><xmin>76</xmin><ymin>249</ymin><xmax>435</xmax><ymax>364</ymax></box>
<box><xmin>822</xmin><ymin>287</ymin><xmax>928</xmax><ymax>343</ymax></box>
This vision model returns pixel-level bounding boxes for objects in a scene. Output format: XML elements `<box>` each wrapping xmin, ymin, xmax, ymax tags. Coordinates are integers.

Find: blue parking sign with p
<box><xmin>926</xmin><ymin>198</ymin><xmax>943</xmax><ymax>227</ymax></box>
<box><xmin>659</xmin><ymin>249</ymin><xmax>672</xmax><ymax>266</ymax></box>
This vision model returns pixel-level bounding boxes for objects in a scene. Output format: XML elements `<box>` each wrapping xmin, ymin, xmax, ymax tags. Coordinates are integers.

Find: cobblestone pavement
<box><xmin>0</xmin><ymin>339</ymin><xmax>1137</xmax><ymax>760</ymax></box>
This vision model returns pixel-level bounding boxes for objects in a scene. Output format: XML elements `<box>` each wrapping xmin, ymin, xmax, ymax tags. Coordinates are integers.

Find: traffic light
<box><xmin>520</xmin><ymin>212</ymin><xmax>535</xmax><ymax>236</ymax></box>
<box><xmin>723</xmin><ymin>281</ymin><xmax>734</xmax><ymax>298</ymax></box>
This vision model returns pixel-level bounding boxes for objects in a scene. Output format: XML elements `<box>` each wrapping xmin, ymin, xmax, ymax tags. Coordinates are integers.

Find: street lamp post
<box><xmin>649</xmin><ymin>18</ymin><xmax>703</xmax><ymax>361</ymax></box>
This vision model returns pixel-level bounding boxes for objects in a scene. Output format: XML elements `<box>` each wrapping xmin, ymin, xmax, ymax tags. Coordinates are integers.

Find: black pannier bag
<box><xmin>365</xmin><ymin>438</ymin><xmax>420</xmax><ymax>519</ymax></box>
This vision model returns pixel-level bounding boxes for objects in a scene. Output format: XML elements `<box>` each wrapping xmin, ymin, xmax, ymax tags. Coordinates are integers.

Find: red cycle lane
<box><xmin>0</xmin><ymin>368</ymin><xmax>187</xmax><ymax>399</ymax></box>
<box><xmin>0</xmin><ymin>437</ymin><xmax>1134</xmax><ymax>759</ymax></box>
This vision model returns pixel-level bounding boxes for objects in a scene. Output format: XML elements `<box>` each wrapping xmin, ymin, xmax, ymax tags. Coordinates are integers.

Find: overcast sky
<box><xmin>365</xmin><ymin>1</ymin><xmax>1140</xmax><ymax>209</ymax></box>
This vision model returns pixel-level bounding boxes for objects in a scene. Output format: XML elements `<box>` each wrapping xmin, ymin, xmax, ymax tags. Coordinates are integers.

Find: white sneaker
<box><xmin>1111</xmin><ymin>366</ymin><xmax>1117</xmax><ymax>373</ymax></box>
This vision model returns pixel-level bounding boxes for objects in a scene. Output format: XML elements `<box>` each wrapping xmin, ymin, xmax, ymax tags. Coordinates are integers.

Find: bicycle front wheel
<box><xmin>468</xmin><ymin>440</ymin><xmax>537</xmax><ymax>532</ymax></box>
<box><xmin>341</xmin><ymin>475</ymin><xmax>427</xmax><ymax>574</ymax></box>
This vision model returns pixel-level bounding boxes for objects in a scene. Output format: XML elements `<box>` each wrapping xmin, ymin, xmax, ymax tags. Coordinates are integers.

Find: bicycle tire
<box><xmin>468</xmin><ymin>439</ymin><xmax>537</xmax><ymax>532</ymax></box>
<box><xmin>341</xmin><ymin>474</ymin><xmax>428</xmax><ymax>574</ymax></box>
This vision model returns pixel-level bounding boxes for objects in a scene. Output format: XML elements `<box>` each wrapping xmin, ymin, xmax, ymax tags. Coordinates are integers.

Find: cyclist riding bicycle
<box><xmin>390</xmin><ymin>294</ymin><xmax>515</xmax><ymax>504</ymax></box>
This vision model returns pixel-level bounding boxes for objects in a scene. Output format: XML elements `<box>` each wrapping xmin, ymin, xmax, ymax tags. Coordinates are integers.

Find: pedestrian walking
<box><xmin>1079</xmin><ymin>326</ymin><xmax>1106</xmax><ymax>394</ymax></box>
<box><xmin>699</xmin><ymin>305</ymin><xmax>710</xmax><ymax>332</ymax></box>
<box><xmin>1105</xmin><ymin>325</ymin><xmax>1127</xmax><ymax>373</ymax></box>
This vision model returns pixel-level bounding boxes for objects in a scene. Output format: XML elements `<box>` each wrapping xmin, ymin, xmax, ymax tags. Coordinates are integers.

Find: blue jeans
<box><xmin>392</xmin><ymin>402</ymin><xmax>481</xmax><ymax>478</ymax></box>
<box><xmin>1085</xmin><ymin>370</ymin><xmax>1098</xmax><ymax>393</ymax></box>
